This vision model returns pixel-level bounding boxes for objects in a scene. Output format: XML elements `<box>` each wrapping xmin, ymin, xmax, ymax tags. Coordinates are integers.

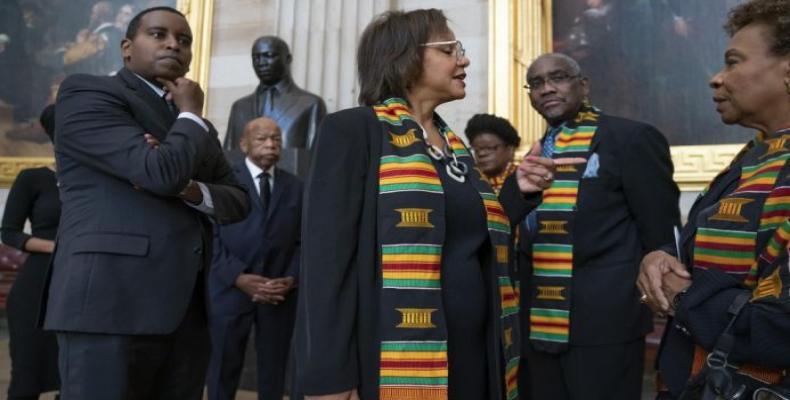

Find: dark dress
<box><xmin>1</xmin><ymin>167</ymin><xmax>61</xmax><ymax>397</ymax></box>
<box><xmin>431</xmin><ymin>152</ymin><xmax>490</xmax><ymax>400</ymax></box>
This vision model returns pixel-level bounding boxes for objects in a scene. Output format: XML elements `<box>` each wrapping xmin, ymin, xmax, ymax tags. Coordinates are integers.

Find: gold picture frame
<box><xmin>0</xmin><ymin>0</ymin><xmax>214</xmax><ymax>188</ymax></box>
<box><xmin>489</xmin><ymin>0</ymin><xmax>739</xmax><ymax>191</ymax></box>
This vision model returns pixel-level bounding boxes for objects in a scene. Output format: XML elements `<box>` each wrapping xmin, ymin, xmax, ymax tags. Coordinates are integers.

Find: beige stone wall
<box><xmin>205</xmin><ymin>0</ymin><xmax>489</xmax><ymax>143</ymax></box>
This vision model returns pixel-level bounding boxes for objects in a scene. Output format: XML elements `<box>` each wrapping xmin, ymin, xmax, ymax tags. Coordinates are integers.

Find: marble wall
<box><xmin>205</xmin><ymin>0</ymin><xmax>489</xmax><ymax>143</ymax></box>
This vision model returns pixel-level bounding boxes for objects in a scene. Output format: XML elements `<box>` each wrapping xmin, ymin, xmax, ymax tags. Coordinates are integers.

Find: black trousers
<box><xmin>56</xmin><ymin>285</ymin><xmax>210</xmax><ymax>400</ymax></box>
<box><xmin>519</xmin><ymin>338</ymin><xmax>645</xmax><ymax>400</ymax></box>
<box><xmin>206</xmin><ymin>296</ymin><xmax>296</xmax><ymax>400</ymax></box>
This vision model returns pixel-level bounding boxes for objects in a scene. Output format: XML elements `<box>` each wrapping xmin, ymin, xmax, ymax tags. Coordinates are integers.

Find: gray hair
<box><xmin>527</xmin><ymin>53</ymin><xmax>583</xmax><ymax>77</ymax></box>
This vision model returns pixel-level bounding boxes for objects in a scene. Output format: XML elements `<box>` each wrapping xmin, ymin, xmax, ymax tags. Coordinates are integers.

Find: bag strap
<box><xmin>701</xmin><ymin>292</ymin><xmax>752</xmax><ymax>400</ymax></box>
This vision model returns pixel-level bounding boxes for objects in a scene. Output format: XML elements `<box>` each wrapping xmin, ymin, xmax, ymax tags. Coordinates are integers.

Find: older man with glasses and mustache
<box><xmin>517</xmin><ymin>52</ymin><xmax>680</xmax><ymax>400</ymax></box>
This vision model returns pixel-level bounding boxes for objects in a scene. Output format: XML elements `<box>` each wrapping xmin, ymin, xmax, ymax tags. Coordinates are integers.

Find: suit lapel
<box><xmin>266</xmin><ymin>168</ymin><xmax>287</xmax><ymax>218</ymax></box>
<box><xmin>117</xmin><ymin>68</ymin><xmax>176</xmax><ymax>136</ymax></box>
<box><xmin>235</xmin><ymin>162</ymin><xmax>263</xmax><ymax>213</ymax></box>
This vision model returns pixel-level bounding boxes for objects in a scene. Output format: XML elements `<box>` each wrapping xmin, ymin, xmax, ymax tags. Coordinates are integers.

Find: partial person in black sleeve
<box><xmin>638</xmin><ymin>0</ymin><xmax>790</xmax><ymax>398</ymax></box>
<box><xmin>1</xmin><ymin>105</ymin><xmax>60</xmax><ymax>400</ymax></box>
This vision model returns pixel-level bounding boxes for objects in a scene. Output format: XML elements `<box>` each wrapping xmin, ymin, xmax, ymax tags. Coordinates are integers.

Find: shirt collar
<box><xmin>133</xmin><ymin>73</ymin><xmax>166</xmax><ymax>98</ymax></box>
<box><xmin>256</xmin><ymin>75</ymin><xmax>293</xmax><ymax>96</ymax></box>
<box><xmin>245</xmin><ymin>157</ymin><xmax>276</xmax><ymax>180</ymax></box>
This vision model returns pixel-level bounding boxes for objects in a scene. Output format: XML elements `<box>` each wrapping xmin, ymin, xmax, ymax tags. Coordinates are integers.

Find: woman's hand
<box><xmin>637</xmin><ymin>250</ymin><xmax>691</xmax><ymax>313</ymax></box>
<box><xmin>305</xmin><ymin>389</ymin><xmax>360</xmax><ymax>400</ymax></box>
<box><xmin>516</xmin><ymin>142</ymin><xmax>587</xmax><ymax>194</ymax></box>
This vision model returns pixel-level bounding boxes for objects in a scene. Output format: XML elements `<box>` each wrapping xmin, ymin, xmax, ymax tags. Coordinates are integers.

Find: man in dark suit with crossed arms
<box><xmin>207</xmin><ymin>117</ymin><xmax>302</xmax><ymax>400</ymax></box>
<box><xmin>43</xmin><ymin>7</ymin><xmax>250</xmax><ymax>399</ymax></box>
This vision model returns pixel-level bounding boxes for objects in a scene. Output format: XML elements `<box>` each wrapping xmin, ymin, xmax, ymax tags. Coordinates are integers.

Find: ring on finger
<box><xmin>543</xmin><ymin>173</ymin><xmax>553</xmax><ymax>181</ymax></box>
<box><xmin>639</xmin><ymin>293</ymin><xmax>648</xmax><ymax>304</ymax></box>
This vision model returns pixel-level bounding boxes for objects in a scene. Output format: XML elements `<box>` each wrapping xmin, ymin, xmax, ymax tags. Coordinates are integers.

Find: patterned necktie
<box><xmin>524</xmin><ymin>125</ymin><xmax>563</xmax><ymax>233</ymax></box>
<box><xmin>259</xmin><ymin>172</ymin><xmax>271</xmax><ymax>213</ymax></box>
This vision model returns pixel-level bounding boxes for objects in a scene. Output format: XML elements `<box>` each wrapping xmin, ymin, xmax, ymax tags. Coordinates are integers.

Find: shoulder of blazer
<box><xmin>594</xmin><ymin>114</ymin><xmax>661</xmax><ymax>147</ymax></box>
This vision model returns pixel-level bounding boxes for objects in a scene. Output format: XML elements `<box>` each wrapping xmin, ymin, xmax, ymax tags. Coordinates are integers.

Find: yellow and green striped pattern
<box><xmin>760</xmin><ymin>186</ymin><xmax>790</xmax><ymax>231</ymax></box>
<box><xmin>529</xmin><ymin>308</ymin><xmax>570</xmax><ymax>343</ymax></box>
<box><xmin>505</xmin><ymin>356</ymin><xmax>519</xmax><ymax>400</ymax></box>
<box><xmin>381</xmin><ymin>244</ymin><xmax>442</xmax><ymax>290</ymax></box>
<box><xmin>379</xmin><ymin>341</ymin><xmax>448</xmax><ymax>400</ymax></box>
<box><xmin>445</xmin><ymin>129</ymin><xmax>470</xmax><ymax>157</ymax></box>
<box><xmin>374</xmin><ymin>98</ymin><xmax>413</xmax><ymax>126</ymax></box>
<box><xmin>747</xmin><ymin>219</ymin><xmax>790</xmax><ymax>287</ymax></box>
<box><xmin>482</xmin><ymin>192</ymin><xmax>511</xmax><ymax>234</ymax></box>
<box><xmin>532</xmin><ymin>243</ymin><xmax>573</xmax><ymax>277</ymax></box>
<box><xmin>499</xmin><ymin>276</ymin><xmax>518</xmax><ymax>317</ymax></box>
<box><xmin>735</xmin><ymin>153</ymin><xmax>790</xmax><ymax>193</ymax></box>
<box><xmin>380</xmin><ymin>154</ymin><xmax>442</xmax><ymax>194</ymax></box>
<box><xmin>694</xmin><ymin>227</ymin><xmax>756</xmax><ymax>275</ymax></box>
<box><xmin>552</xmin><ymin>126</ymin><xmax>595</xmax><ymax>154</ymax></box>
<box><xmin>537</xmin><ymin>180</ymin><xmax>579</xmax><ymax>211</ymax></box>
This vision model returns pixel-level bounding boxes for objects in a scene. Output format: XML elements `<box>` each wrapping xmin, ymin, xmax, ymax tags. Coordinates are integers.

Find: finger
<box><xmin>646</xmin><ymin>263</ymin><xmax>670</xmax><ymax>311</ymax></box>
<box><xmin>156</xmin><ymin>78</ymin><xmax>176</xmax><ymax>93</ymax></box>
<box><xmin>526</xmin><ymin>141</ymin><xmax>543</xmax><ymax>157</ymax></box>
<box><xmin>523</xmin><ymin>156</ymin><xmax>555</xmax><ymax>169</ymax></box>
<box><xmin>554</xmin><ymin>157</ymin><xmax>588</xmax><ymax>166</ymax></box>
<box><xmin>668</xmin><ymin>260</ymin><xmax>691</xmax><ymax>278</ymax></box>
<box><xmin>520</xmin><ymin>162</ymin><xmax>553</xmax><ymax>176</ymax></box>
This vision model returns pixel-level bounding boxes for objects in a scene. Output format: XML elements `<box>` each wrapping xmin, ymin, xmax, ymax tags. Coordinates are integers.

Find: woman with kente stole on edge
<box><xmin>638</xmin><ymin>0</ymin><xmax>790</xmax><ymax>398</ymax></box>
<box><xmin>293</xmin><ymin>8</ymin><xmax>585</xmax><ymax>400</ymax></box>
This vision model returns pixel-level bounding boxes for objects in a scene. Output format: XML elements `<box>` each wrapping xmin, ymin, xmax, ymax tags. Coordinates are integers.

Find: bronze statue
<box><xmin>224</xmin><ymin>36</ymin><xmax>326</xmax><ymax>177</ymax></box>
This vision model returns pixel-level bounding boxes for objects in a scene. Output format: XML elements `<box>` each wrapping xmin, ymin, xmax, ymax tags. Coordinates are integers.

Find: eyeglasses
<box><xmin>524</xmin><ymin>72</ymin><xmax>581</xmax><ymax>92</ymax></box>
<box><xmin>420</xmin><ymin>40</ymin><xmax>466</xmax><ymax>61</ymax></box>
<box><xmin>472</xmin><ymin>143</ymin><xmax>505</xmax><ymax>154</ymax></box>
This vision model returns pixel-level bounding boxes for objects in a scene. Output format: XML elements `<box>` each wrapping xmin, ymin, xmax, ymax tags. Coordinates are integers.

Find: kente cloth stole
<box><xmin>528</xmin><ymin>107</ymin><xmax>599</xmax><ymax>353</ymax></box>
<box><xmin>688</xmin><ymin>129</ymin><xmax>790</xmax><ymax>381</ymax></box>
<box><xmin>692</xmin><ymin>130</ymin><xmax>790</xmax><ymax>289</ymax></box>
<box><xmin>374</xmin><ymin>98</ymin><xmax>521</xmax><ymax>400</ymax></box>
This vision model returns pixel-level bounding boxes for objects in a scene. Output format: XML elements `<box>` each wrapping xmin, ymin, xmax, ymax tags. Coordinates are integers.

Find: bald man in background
<box><xmin>208</xmin><ymin>117</ymin><xmax>303</xmax><ymax>400</ymax></box>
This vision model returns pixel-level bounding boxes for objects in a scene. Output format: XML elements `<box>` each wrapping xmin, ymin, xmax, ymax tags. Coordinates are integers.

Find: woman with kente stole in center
<box><xmin>293</xmin><ymin>8</ymin><xmax>584</xmax><ymax>400</ymax></box>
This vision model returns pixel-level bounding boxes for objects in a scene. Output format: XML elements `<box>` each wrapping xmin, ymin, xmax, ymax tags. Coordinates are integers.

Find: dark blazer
<box><xmin>209</xmin><ymin>161</ymin><xmax>302</xmax><ymax>314</ymax></box>
<box><xmin>519</xmin><ymin>114</ymin><xmax>680</xmax><ymax>346</ymax></box>
<box><xmin>293</xmin><ymin>106</ymin><xmax>539</xmax><ymax>399</ymax></box>
<box><xmin>43</xmin><ymin>68</ymin><xmax>250</xmax><ymax>335</ymax></box>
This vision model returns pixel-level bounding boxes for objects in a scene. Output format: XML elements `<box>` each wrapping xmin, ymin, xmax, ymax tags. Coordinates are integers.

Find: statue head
<box><xmin>251</xmin><ymin>36</ymin><xmax>292</xmax><ymax>86</ymax></box>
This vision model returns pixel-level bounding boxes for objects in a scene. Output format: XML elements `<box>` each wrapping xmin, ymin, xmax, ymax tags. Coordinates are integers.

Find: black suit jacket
<box><xmin>43</xmin><ymin>68</ymin><xmax>250</xmax><ymax>335</ymax></box>
<box><xmin>520</xmin><ymin>114</ymin><xmax>680</xmax><ymax>346</ymax></box>
<box><xmin>209</xmin><ymin>161</ymin><xmax>302</xmax><ymax>315</ymax></box>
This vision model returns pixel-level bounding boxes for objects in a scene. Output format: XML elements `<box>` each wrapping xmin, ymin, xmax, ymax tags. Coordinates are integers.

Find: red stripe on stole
<box><xmin>761</xmin><ymin>210</ymin><xmax>790</xmax><ymax>219</ymax></box>
<box><xmin>501</xmin><ymin>292</ymin><xmax>517</xmax><ymax>302</ymax></box>
<box><xmin>694</xmin><ymin>261</ymin><xmax>750</xmax><ymax>272</ymax></box>
<box><xmin>736</xmin><ymin>184</ymin><xmax>775</xmax><ymax>192</ymax></box>
<box><xmin>485</xmin><ymin>205</ymin><xmax>506</xmax><ymax>218</ymax></box>
<box><xmin>532</xmin><ymin>257</ymin><xmax>572</xmax><ymax>263</ymax></box>
<box><xmin>543</xmin><ymin>193</ymin><xmax>576</xmax><ymax>199</ymax></box>
<box><xmin>507</xmin><ymin>372</ymin><xmax>518</xmax><ymax>387</ymax></box>
<box><xmin>383</xmin><ymin>263</ymin><xmax>439</xmax><ymax>270</ymax></box>
<box><xmin>694</xmin><ymin>241</ymin><xmax>754</xmax><ymax>252</ymax></box>
<box><xmin>380</xmin><ymin>360</ymin><xmax>447</xmax><ymax>369</ymax></box>
<box><xmin>770</xmin><ymin>187</ymin><xmax>790</xmax><ymax>195</ymax></box>
<box><xmin>531</xmin><ymin>321</ymin><xmax>569</xmax><ymax>329</ymax></box>
<box><xmin>745</xmin><ymin>164</ymin><xmax>783</xmax><ymax>176</ymax></box>
<box><xmin>379</xmin><ymin>169</ymin><xmax>436</xmax><ymax>178</ymax></box>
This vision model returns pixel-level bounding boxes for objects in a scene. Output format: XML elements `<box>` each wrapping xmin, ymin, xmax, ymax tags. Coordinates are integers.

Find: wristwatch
<box><xmin>671</xmin><ymin>286</ymin><xmax>690</xmax><ymax>312</ymax></box>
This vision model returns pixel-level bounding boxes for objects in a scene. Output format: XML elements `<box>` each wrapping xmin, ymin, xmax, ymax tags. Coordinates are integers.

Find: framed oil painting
<box><xmin>490</xmin><ymin>0</ymin><xmax>749</xmax><ymax>190</ymax></box>
<box><xmin>0</xmin><ymin>0</ymin><xmax>213</xmax><ymax>186</ymax></box>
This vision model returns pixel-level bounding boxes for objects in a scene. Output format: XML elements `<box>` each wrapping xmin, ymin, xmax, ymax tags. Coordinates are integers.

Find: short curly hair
<box><xmin>724</xmin><ymin>0</ymin><xmax>790</xmax><ymax>56</ymax></box>
<box><xmin>465</xmin><ymin>114</ymin><xmax>521</xmax><ymax>147</ymax></box>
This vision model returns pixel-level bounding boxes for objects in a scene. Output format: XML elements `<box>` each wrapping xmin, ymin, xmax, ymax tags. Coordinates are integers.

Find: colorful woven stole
<box><xmin>374</xmin><ymin>98</ymin><xmax>521</xmax><ymax>400</ymax></box>
<box><xmin>528</xmin><ymin>107</ymin><xmax>599</xmax><ymax>353</ymax></box>
<box><xmin>688</xmin><ymin>129</ymin><xmax>790</xmax><ymax>380</ymax></box>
